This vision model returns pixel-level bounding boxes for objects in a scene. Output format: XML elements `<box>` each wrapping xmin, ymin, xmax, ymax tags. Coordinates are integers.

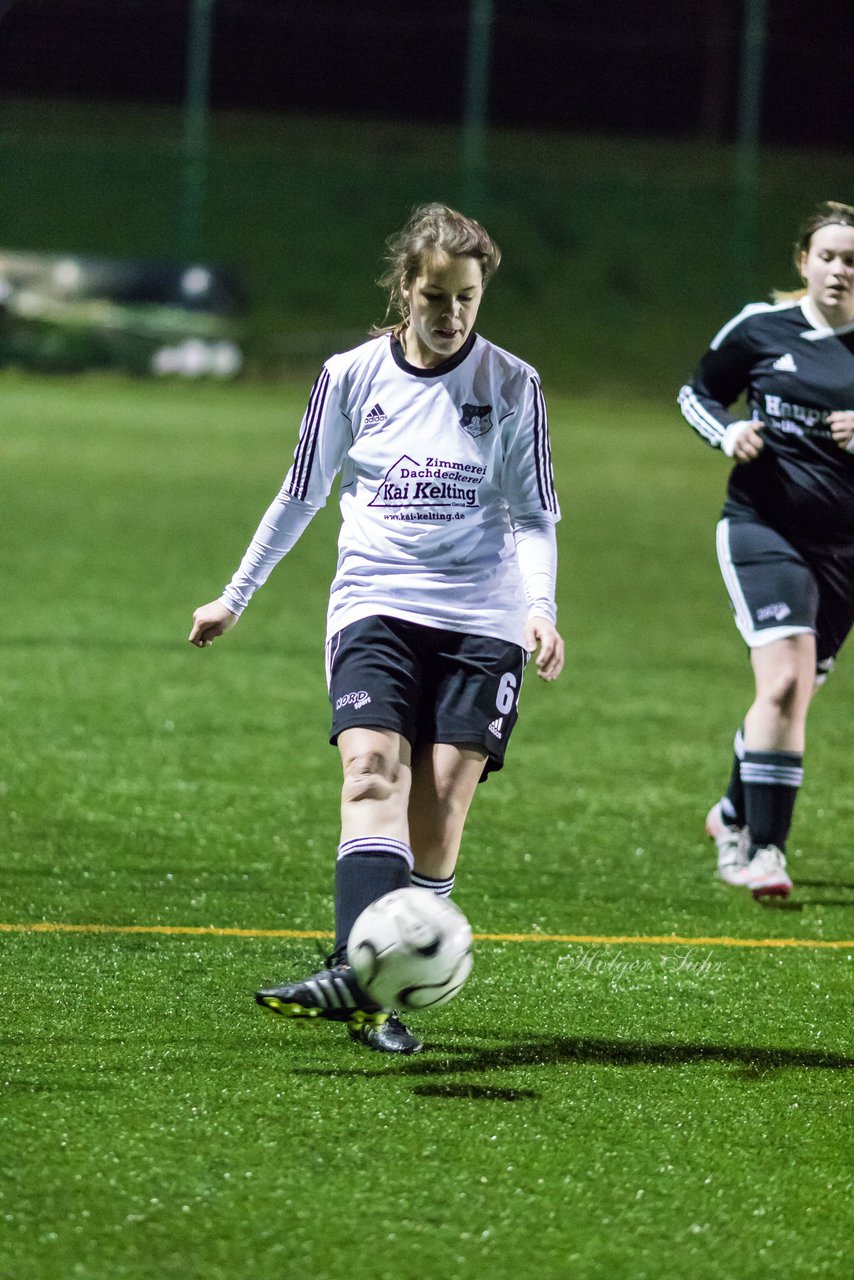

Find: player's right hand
<box><xmin>524</xmin><ymin>616</ymin><xmax>565</xmax><ymax>682</ymax></box>
<box><xmin>729</xmin><ymin>420</ymin><xmax>765</xmax><ymax>463</ymax></box>
<box><xmin>188</xmin><ymin>601</ymin><xmax>239</xmax><ymax>648</ymax></box>
<box><xmin>828</xmin><ymin>409</ymin><xmax>854</xmax><ymax>451</ymax></box>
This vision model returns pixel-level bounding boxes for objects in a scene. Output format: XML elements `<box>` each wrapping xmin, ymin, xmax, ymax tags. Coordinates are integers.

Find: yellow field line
<box><xmin>0</xmin><ymin>921</ymin><xmax>851</xmax><ymax>949</ymax></box>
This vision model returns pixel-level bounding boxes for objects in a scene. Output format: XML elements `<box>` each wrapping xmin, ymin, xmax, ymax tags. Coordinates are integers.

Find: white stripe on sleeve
<box><xmin>677</xmin><ymin>384</ymin><xmax>727</xmax><ymax>447</ymax></box>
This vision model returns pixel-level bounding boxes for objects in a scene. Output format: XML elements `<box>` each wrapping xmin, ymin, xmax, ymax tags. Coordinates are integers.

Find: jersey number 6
<box><xmin>496</xmin><ymin>672</ymin><xmax>518</xmax><ymax>715</ymax></box>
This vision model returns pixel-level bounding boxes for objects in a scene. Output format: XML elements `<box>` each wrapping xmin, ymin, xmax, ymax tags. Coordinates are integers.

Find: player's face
<box><xmin>800</xmin><ymin>224</ymin><xmax>854</xmax><ymax>322</ymax></box>
<box><xmin>401</xmin><ymin>251</ymin><xmax>484</xmax><ymax>368</ymax></box>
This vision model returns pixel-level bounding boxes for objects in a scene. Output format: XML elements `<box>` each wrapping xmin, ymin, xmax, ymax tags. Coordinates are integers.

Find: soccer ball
<box><xmin>347</xmin><ymin>887</ymin><xmax>473</xmax><ymax>1010</ymax></box>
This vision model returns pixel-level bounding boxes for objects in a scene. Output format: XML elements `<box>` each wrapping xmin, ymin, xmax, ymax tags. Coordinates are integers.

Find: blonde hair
<box><xmin>773</xmin><ymin>200</ymin><xmax>854</xmax><ymax>302</ymax></box>
<box><xmin>371</xmin><ymin>203</ymin><xmax>501</xmax><ymax>337</ymax></box>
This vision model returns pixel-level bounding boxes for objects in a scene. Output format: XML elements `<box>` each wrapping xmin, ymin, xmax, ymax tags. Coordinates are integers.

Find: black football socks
<box><xmin>740</xmin><ymin>749</ymin><xmax>804</xmax><ymax>855</ymax></box>
<box><xmin>334</xmin><ymin>837</ymin><xmax>413</xmax><ymax>954</ymax></box>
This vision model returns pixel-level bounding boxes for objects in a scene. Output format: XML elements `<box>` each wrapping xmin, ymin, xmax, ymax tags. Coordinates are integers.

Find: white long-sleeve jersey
<box><xmin>220</xmin><ymin>332</ymin><xmax>561</xmax><ymax>647</ymax></box>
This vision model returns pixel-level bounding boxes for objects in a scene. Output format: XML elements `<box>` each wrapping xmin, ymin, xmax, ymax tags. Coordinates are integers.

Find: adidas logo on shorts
<box><xmin>488</xmin><ymin>717</ymin><xmax>504</xmax><ymax>738</ymax></box>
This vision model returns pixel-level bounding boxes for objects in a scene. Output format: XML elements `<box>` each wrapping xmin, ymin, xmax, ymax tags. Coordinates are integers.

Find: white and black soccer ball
<box><xmin>347</xmin><ymin>887</ymin><xmax>473</xmax><ymax>1010</ymax></box>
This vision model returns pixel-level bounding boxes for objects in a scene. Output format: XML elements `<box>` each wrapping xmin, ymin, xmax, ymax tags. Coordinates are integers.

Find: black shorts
<box><xmin>716</xmin><ymin>514</ymin><xmax>854</xmax><ymax>675</ymax></box>
<box><xmin>325</xmin><ymin>615</ymin><xmax>528</xmax><ymax>776</ymax></box>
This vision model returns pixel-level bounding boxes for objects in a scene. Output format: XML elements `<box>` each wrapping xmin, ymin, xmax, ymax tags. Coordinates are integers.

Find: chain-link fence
<box><xmin>1</xmin><ymin>101</ymin><xmax>847</xmax><ymax>389</ymax></box>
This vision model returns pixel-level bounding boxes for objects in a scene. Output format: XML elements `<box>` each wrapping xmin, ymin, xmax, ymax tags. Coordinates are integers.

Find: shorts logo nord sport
<box><xmin>336</xmin><ymin>690</ymin><xmax>372</xmax><ymax>711</ymax></box>
<box><xmin>756</xmin><ymin>602</ymin><xmax>792</xmax><ymax>622</ymax></box>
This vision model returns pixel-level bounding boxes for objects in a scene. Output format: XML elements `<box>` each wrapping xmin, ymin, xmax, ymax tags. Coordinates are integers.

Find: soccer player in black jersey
<box><xmin>679</xmin><ymin>201</ymin><xmax>854</xmax><ymax>897</ymax></box>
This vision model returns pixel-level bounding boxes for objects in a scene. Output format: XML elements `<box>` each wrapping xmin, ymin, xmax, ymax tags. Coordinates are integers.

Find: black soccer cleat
<box><xmin>348</xmin><ymin>1012</ymin><xmax>423</xmax><ymax>1055</ymax></box>
<box><xmin>255</xmin><ymin>952</ymin><xmax>387</xmax><ymax>1030</ymax></box>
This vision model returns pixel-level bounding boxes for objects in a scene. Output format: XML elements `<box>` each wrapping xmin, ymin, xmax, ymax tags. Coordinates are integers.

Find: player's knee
<box><xmin>759</xmin><ymin>664</ymin><xmax>809</xmax><ymax>716</ymax></box>
<box><xmin>342</xmin><ymin>751</ymin><xmax>401</xmax><ymax>806</ymax></box>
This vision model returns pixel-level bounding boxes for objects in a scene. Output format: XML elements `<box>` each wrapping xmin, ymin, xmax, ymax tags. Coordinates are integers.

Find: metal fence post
<box><xmin>181</xmin><ymin>0</ymin><xmax>215</xmax><ymax>261</ymax></box>
<box><xmin>461</xmin><ymin>0</ymin><xmax>494</xmax><ymax>215</ymax></box>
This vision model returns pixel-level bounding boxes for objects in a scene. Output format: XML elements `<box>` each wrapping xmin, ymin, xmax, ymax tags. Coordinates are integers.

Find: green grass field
<box><xmin>2</xmin><ymin>371</ymin><xmax>852</xmax><ymax>1280</ymax></box>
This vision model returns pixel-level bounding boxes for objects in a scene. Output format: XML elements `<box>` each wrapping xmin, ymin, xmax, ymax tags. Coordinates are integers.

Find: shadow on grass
<box><xmin>298</xmin><ymin>1034</ymin><xmax>854</xmax><ymax>1090</ymax></box>
<box><xmin>784</xmin><ymin>878</ymin><xmax>854</xmax><ymax>908</ymax></box>
<box><xmin>757</xmin><ymin>892</ymin><xmax>854</xmax><ymax>910</ymax></box>
<box><xmin>796</xmin><ymin>879</ymin><xmax>854</xmax><ymax>891</ymax></box>
<box><xmin>411</xmin><ymin>1083</ymin><xmax>540</xmax><ymax>1102</ymax></box>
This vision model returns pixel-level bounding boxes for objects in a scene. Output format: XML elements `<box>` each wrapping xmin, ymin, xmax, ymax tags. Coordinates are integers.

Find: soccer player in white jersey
<box><xmin>678</xmin><ymin>201</ymin><xmax>854</xmax><ymax>898</ymax></box>
<box><xmin>189</xmin><ymin>204</ymin><xmax>564</xmax><ymax>1052</ymax></box>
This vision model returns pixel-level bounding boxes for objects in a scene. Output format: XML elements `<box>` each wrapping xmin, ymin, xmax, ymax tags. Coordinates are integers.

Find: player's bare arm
<box><xmin>189</xmin><ymin>600</ymin><xmax>239</xmax><ymax>648</ymax></box>
<box><xmin>525</xmin><ymin>616</ymin><xmax>565</xmax><ymax>681</ymax></box>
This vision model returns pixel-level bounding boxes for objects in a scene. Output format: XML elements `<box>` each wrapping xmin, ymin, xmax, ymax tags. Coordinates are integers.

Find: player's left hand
<box><xmin>525</xmin><ymin>616</ymin><xmax>565</xmax><ymax>681</ymax></box>
<box><xmin>828</xmin><ymin>410</ymin><xmax>854</xmax><ymax>451</ymax></box>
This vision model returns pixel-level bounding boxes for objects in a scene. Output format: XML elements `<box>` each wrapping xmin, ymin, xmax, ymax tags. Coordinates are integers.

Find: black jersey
<box><xmin>678</xmin><ymin>299</ymin><xmax>854</xmax><ymax>551</ymax></box>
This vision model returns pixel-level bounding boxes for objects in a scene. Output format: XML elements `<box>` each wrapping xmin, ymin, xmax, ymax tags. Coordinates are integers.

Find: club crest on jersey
<box><xmin>459</xmin><ymin>403</ymin><xmax>494</xmax><ymax>438</ymax></box>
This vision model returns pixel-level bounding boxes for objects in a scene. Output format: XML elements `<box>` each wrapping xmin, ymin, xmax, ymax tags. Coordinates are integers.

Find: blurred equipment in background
<box><xmin>0</xmin><ymin>250</ymin><xmax>244</xmax><ymax>376</ymax></box>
